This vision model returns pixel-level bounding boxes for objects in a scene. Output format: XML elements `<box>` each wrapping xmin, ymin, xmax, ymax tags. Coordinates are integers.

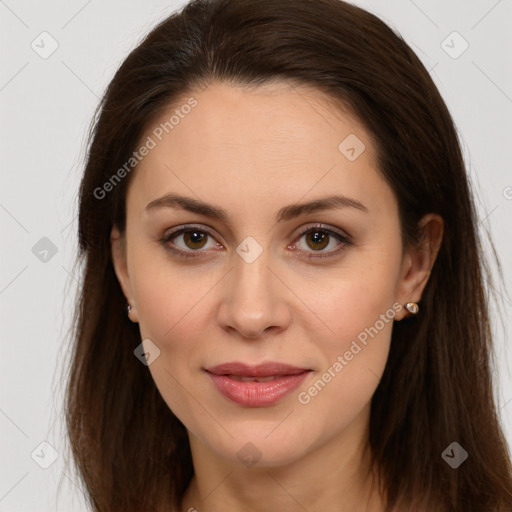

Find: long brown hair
<box><xmin>63</xmin><ymin>0</ymin><xmax>512</xmax><ymax>510</ymax></box>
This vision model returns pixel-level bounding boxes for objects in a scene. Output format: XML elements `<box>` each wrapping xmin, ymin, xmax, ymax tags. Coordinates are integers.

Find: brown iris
<box><xmin>305</xmin><ymin>230</ymin><xmax>329</xmax><ymax>251</ymax></box>
<box><xmin>183</xmin><ymin>230</ymin><xmax>208</xmax><ymax>249</ymax></box>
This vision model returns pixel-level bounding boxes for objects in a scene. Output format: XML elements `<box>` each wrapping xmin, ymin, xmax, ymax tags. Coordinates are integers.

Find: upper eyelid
<box><xmin>163</xmin><ymin>224</ymin><xmax>219</xmax><ymax>241</ymax></box>
<box><xmin>294</xmin><ymin>223</ymin><xmax>350</xmax><ymax>239</ymax></box>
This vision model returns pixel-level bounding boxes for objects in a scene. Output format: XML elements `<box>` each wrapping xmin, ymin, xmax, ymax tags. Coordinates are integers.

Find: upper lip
<box><xmin>205</xmin><ymin>362</ymin><xmax>310</xmax><ymax>377</ymax></box>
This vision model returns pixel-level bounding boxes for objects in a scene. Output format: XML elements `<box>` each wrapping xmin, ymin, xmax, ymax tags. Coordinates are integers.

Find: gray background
<box><xmin>1</xmin><ymin>0</ymin><xmax>511</xmax><ymax>510</ymax></box>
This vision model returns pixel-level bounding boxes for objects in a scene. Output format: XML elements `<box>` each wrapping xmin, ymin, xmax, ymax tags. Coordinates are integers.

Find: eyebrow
<box><xmin>145</xmin><ymin>193</ymin><xmax>368</xmax><ymax>223</ymax></box>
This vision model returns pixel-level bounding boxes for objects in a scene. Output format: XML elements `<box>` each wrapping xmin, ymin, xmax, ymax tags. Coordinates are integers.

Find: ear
<box><xmin>110</xmin><ymin>225</ymin><xmax>138</xmax><ymax>322</ymax></box>
<box><xmin>394</xmin><ymin>213</ymin><xmax>444</xmax><ymax>320</ymax></box>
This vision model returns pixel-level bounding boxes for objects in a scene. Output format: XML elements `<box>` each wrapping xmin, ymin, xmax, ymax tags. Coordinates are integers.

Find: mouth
<box><xmin>227</xmin><ymin>374</ymin><xmax>290</xmax><ymax>382</ymax></box>
<box><xmin>204</xmin><ymin>362</ymin><xmax>312</xmax><ymax>407</ymax></box>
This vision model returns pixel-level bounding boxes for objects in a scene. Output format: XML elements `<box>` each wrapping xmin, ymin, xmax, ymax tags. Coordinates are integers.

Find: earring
<box><xmin>404</xmin><ymin>302</ymin><xmax>419</xmax><ymax>315</ymax></box>
<box><xmin>126</xmin><ymin>304</ymin><xmax>132</xmax><ymax>315</ymax></box>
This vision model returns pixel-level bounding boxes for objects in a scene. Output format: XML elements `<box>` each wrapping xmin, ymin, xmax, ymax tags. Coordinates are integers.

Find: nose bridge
<box><xmin>217</xmin><ymin>236</ymin><xmax>291</xmax><ymax>338</ymax></box>
<box><xmin>234</xmin><ymin>242</ymin><xmax>273</xmax><ymax>300</ymax></box>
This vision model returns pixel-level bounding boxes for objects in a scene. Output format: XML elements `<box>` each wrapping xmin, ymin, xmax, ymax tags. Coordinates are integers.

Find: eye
<box><xmin>159</xmin><ymin>223</ymin><xmax>352</xmax><ymax>260</ymax></box>
<box><xmin>159</xmin><ymin>224</ymin><xmax>221</xmax><ymax>258</ymax></box>
<box><xmin>290</xmin><ymin>224</ymin><xmax>352</xmax><ymax>259</ymax></box>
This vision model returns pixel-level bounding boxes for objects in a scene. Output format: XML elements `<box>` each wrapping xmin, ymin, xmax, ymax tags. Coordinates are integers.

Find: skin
<box><xmin>111</xmin><ymin>81</ymin><xmax>444</xmax><ymax>512</ymax></box>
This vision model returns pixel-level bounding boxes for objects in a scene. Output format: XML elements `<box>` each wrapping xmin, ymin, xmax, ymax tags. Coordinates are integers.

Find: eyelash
<box><xmin>158</xmin><ymin>223</ymin><xmax>353</xmax><ymax>260</ymax></box>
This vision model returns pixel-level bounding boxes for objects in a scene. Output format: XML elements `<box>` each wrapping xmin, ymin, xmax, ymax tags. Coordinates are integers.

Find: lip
<box><xmin>205</xmin><ymin>362</ymin><xmax>312</xmax><ymax>407</ymax></box>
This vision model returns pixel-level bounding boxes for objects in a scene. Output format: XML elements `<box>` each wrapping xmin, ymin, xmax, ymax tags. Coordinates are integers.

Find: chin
<box><xmin>198</xmin><ymin>422</ymin><xmax>317</xmax><ymax>469</ymax></box>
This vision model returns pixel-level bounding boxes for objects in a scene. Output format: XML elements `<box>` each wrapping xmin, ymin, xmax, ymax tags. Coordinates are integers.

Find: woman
<box><xmin>64</xmin><ymin>0</ymin><xmax>512</xmax><ymax>510</ymax></box>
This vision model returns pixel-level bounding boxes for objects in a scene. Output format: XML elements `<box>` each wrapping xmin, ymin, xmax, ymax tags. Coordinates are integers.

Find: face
<box><xmin>111</xmin><ymin>81</ymin><xmax>431</xmax><ymax>468</ymax></box>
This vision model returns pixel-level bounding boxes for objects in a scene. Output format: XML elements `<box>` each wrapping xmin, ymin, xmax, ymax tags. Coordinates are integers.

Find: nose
<box><xmin>216</xmin><ymin>250</ymin><xmax>292</xmax><ymax>340</ymax></box>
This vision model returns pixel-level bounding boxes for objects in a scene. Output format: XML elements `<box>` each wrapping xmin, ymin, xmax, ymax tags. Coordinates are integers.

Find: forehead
<box><xmin>159</xmin><ymin>80</ymin><xmax>373</xmax><ymax>159</ymax></box>
<box><xmin>126</xmin><ymin>80</ymin><xmax>395</xmax><ymax>219</ymax></box>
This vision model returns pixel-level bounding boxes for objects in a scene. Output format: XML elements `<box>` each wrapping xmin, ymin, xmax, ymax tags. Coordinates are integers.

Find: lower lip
<box><xmin>206</xmin><ymin>371</ymin><xmax>311</xmax><ymax>407</ymax></box>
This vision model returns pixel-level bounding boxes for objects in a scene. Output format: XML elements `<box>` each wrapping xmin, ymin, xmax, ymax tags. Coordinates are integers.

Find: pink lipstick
<box><xmin>205</xmin><ymin>362</ymin><xmax>311</xmax><ymax>407</ymax></box>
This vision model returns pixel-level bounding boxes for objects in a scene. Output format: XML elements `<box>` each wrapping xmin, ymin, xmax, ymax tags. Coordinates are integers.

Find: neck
<box><xmin>180</xmin><ymin>404</ymin><xmax>385</xmax><ymax>512</ymax></box>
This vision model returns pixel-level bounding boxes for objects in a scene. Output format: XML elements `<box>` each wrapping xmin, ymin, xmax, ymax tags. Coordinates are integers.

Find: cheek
<box><xmin>302</xmin><ymin>260</ymin><xmax>399</xmax><ymax>350</ymax></box>
<box><xmin>130</xmin><ymin>264</ymin><xmax>211</xmax><ymax>434</ymax></box>
<box><xmin>130</xmin><ymin>251</ymin><xmax>214</xmax><ymax>341</ymax></box>
<box><xmin>296</xmin><ymin>285</ymin><xmax>396</xmax><ymax>432</ymax></box>
<box><xmin>292</xmin><ymin>263</ymin><xmax>398</xmax><ymax>413</ymax></box>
